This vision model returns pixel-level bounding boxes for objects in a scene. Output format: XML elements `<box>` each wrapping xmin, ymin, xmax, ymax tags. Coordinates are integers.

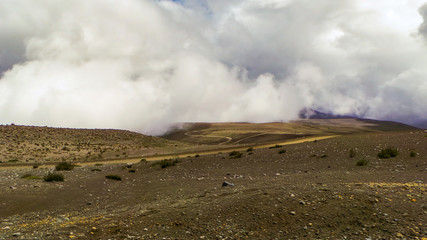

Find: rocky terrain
<box><xmin>0</xmin><ymin>129</ymin><xmax>426</xmax><ymax>239</ymax></box>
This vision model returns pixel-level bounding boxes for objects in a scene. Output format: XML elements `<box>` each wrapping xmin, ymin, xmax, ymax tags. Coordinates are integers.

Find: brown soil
<box><xmin>1</xmin><ymin>130</ymin><xmax>426</xmax><ymax>239</ymax></box>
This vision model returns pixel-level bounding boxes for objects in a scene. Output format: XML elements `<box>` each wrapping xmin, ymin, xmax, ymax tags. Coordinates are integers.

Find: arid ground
<box><xmin>0</xmin><ymin>120</ymin><xmax>426</xmax><ymax>239</ymax></box>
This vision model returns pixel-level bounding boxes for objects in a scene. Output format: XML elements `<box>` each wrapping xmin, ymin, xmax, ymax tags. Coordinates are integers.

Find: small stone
<box><xmin>290</xmin><ymin>193</ymin><xmax>295</xmax><ymax>197</ymax></box>
<box><xmin>3</xmin><ymin>226</ymin><xmax>10</xmax><ymax>230</ymax></box>
<box><xmin>289</xmin><ymin>211</ymin><xmax>296</xmax><ymax>215</ymax></box>
<box><xmin>9</xmin><ymin>186</ymin><xmax>16</xmax><ymax>190</ymax></box>
<box><xmin>12</xmin><ymin>232</ymin><xmax>21</xmax><ymax>237</ymax></box>
<box><xmin>299</xmin><ymin>200</ymin><xmax>306</xmax><ymax>205</ymax></box>
<box><xmin>396</xmin><ymin>233</ymin><xmax>404</xmax><ymax>238</ymax></box>
<box><xmin>222</xmin><ymin>181</ymin><xmax>234</xmax><ymax>187</ymax></box>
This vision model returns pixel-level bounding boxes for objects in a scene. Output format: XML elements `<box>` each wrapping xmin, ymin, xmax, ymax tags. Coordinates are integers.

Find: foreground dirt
<box><xmin>0</xmin><ymin>130</ymin><xmax>426</xmax><ymax>239</ymax></box>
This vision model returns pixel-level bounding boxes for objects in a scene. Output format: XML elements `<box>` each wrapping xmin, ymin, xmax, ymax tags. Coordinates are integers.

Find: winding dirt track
<box><xmin>0</xmin><ymin>135</ymin><xmax>337</xmax><ymax>170</ymax></box>
<box><xmin>75</xmin><ymin>135</ymin><xmax>337</xmax><ymax>166</ymax></box>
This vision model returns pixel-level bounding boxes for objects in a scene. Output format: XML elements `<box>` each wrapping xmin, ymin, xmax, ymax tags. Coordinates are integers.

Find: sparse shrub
<box><xmin>8</xmin><ymin>159</ymin><xmax>18</xmax><ymax>163</ymax></box>
<box><xmin>140</xmin><ymin>158</ymin><xmax>147</xmax><ymax>162</ymax></box>
<box><xmin>55</xmin><ymin>162</ymin><xmax>75</xmax><ymax>171</ymax></box>
<box><xmin>94</xmin><ymin>163</ymin><xmax>103</xmax><ymax>166</ymax></box>
<box><xmin>128</xmin><ymin>169</ymin><xmax>136</xmax><ymax>173</ymax></box>
<box><xmin>410</xmin><ymin>151</ymin><xmax>416</xmax><ymax>157</ymax></box>
<box><xmin>278</xmin><ymin>149</ymin><xmax>286</xmax><ymax>154</ymax></box>
<box><xmin>195</xmin><ymin>154</ymin><xmax>200</xmax><ymax>158</ymax></box>
<box><xmin>105</xmin><ymin>174</ymin><xmax>121</xmax><ymax>181</ymax></box>
<box><xmin>21</xmin><ymin>174</ymin><xmax>42</xmax><ymax>180</ymax></box>
<box><xmin>356</xmin><ymin>158</ymin><xmax>369</xmax><ymax>166</ymax></box>
<box><xmin>246</xmin><ymin>147</ymin><xmax>253</xmax><ymax>152</ymax></box>
<box><xmin>44</xmin><ymin>173</ymin><xmax>64</xmax><ymax>182</ymax></box>
<box><xmin>152</xmin><ymin>159</ymin><xmax>179</xmax><ymax>168</ymax></box>
<box><xmin>33</xmin><ymin>163</ymin><xmax>40</xmax><ymax>169</ymax></box>
<box><xmin>349</xmin><ymin>148</ymin><xmax>356</xmax><ymax>158</ymax></box>
<box><xmin>269</xmin><ymin>145</ymin><xmax>282</xmax><ymax>149</ymax></box>
<box><xmin>318</xmin><ymin>154</ymin><xmax>327</xmax><ymax>158</ymax></box>
<box><xmin>378</xmin><ymin>148</ymin><xmax>398</xmax><ymax>158</ymax></box>
<box><xmin>21</xmin><ymin>173</ymin><xmax>32</xmax><ymax>179</ymax></box>
<box><xmin>229</xmin><ymin>151</ymin><xmax>243</xmax><ymax>159</ymax></box>
<box><xmin>91</xmin><ymin>168</ymin><xmax>102</xmax><ymax>172</ymax></box>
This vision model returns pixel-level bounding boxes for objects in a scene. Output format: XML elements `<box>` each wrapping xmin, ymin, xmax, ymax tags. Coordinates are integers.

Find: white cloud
<box><xmin>1</xmin><ymin>0</ymin><xmax>426</xmax><ymax>134</ymax></box>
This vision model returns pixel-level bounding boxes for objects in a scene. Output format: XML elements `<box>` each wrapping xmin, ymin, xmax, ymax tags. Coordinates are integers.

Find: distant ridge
<box><xmin>299</xmin><ymin>108</ymin><xmax>353</xmax><ymax>119</ymax></box>
<box><xmin>298</xmin><ymin>108</ymin><xmax>418</xmax><ymax>130</ymax></box>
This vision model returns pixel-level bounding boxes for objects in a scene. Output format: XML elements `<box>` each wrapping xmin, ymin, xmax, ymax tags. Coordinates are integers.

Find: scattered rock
<box><xmin>222</xmin><ymin>181</ymin><xmax>234</xmax><ymax>187</ymax></box>
<box><xmin>289</xmin><ymin>211</ymin><xmax>296</xmax><ymax>215</ymax></box>
<box><xmin>12</xmin><ymin>232</ymin><xmax>21</xmax><ymax>237</ymax></box>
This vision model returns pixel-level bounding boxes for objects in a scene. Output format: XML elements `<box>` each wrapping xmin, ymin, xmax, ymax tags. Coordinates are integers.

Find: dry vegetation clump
<box><xmin>43</xmin><ymin>173</ymin><xmax>64</xmax><ymax>182</ymax></box>
<box><xmin>349</xmin><ymin>148</ymin><xmax>356</xmax><ymax>158</ymax></box>
<box><xmin>377</xmin><ymin>147</ymin><xmax>398</xmax><ymax>158</ymax></box>
<box><xmin>356</xmin><ymin>158</ymin><xmax>369</xmax><ymax>166</ymax></box>
<box><xmin>55</xmin><ymin>162</ymin><xmax>75</xmax><ymax>171</ymax></box>
<box><xmin>105</xmin><ymin>174</ymin><xmax>121</xmax><ymax>181</ymax></box>
<box><xmin>229</xmin><ymin>151</ymin><xmax>243</xmax><ymax>159</ymax></box>
<box><xmin>152</xmin><ymin>159</ymin><xmax>179</xmax><ymax>168</ymax></box>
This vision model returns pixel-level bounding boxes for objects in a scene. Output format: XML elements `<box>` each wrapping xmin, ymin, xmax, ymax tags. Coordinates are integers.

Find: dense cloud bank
<box><xmin>1</xmin><ymin>0</ymin><xmax>426</xmax><ymax>134</ymax></box>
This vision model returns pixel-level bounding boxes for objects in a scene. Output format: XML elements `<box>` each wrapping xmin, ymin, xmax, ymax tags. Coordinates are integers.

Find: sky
<box><xmin>1</xmin><ymin>0</ymin><xmax>427</xmax><ymax>134</ymax></box>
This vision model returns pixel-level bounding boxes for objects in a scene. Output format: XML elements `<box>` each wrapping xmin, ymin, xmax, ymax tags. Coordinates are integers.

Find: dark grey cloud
<box><xmin>419</xmin><ymin>3</ymin><xmax>427</xmax><ymax>39</ymax></box>
<box><xmin>0</xmin><ymin>0</ymin><xmax>426</xmax><ymax>134</ymax></box>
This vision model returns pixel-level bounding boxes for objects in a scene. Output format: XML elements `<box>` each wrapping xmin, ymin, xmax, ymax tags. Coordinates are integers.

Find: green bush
<box><xmin>377</xmin><ymin>148</ymin><xmax>398</xmax><ymax>158</ymax></box>
<box><xmin>229</xmin><ymin>151</ymin><xmax>243</xmax><ymax>159</ymax></box>
<box><xmin>410</xmin><ymin>151</ymin><xmax>416</xmax><ymax>157</ymax></box>
<box><xmin>356</xmin><ymin>158</ymin><xmax>369</xmax><ymax>166</ymax></box>
<box><xmin>105</xmin><ymin>174</ymin><xmax>122</xmax><ymax>181</ymax></box>
<box><xmin>44</xmin><ymin>173</ymin><xmax>64</xmax><ymax>182</ymax></box>
<box><xmin>55</xmin><ymin>162</ymin><xmax>75</xmax><ymax>171</ymax></box>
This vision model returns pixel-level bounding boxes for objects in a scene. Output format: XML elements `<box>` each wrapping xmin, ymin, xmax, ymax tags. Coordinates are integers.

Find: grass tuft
<box><xmin>21</xmin><ymin>173</ymin><xmax>42</xmax><ymax>180</ymax></box>
<box><xmin>229</xmin><ymin>151</ymin><xmax>243</xmax><ymax>159</ymax></box>
<box><xmin>377</xmin><ymin>148</ymin><xmax>398</xmax><ymax>158</ymax></box>
<box><xmin>356</xmin><ymin>158</ymin><xmax>369</xmax><ymax>166</ymax></box>
<box><xmin>44</xmin><ymin>173</ymin><xmax>64</xmax><ymax>182</ymax></box>
<box><xmin>55</xmin><ymin>162</ymin><xmax>75</xmax><ymax>171</ymax></box>
<box><xmin>105</xmin><ymin>174</ymin><xmax>122</xmax><ymax>181</ymax></box>
<box><xmin>278</xmin><ymin>149</ymin><xmax>286</xmax><ymax>154</ymax></box>
<box><xmin>152</xmin><ymin>159</ymin><xmax>179</xmax><ymax>168</ymax></box>
<box><xmin>349</xmin><ymin>148</ymin><xmax>356</xmax><ymax>158</ymax></box>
